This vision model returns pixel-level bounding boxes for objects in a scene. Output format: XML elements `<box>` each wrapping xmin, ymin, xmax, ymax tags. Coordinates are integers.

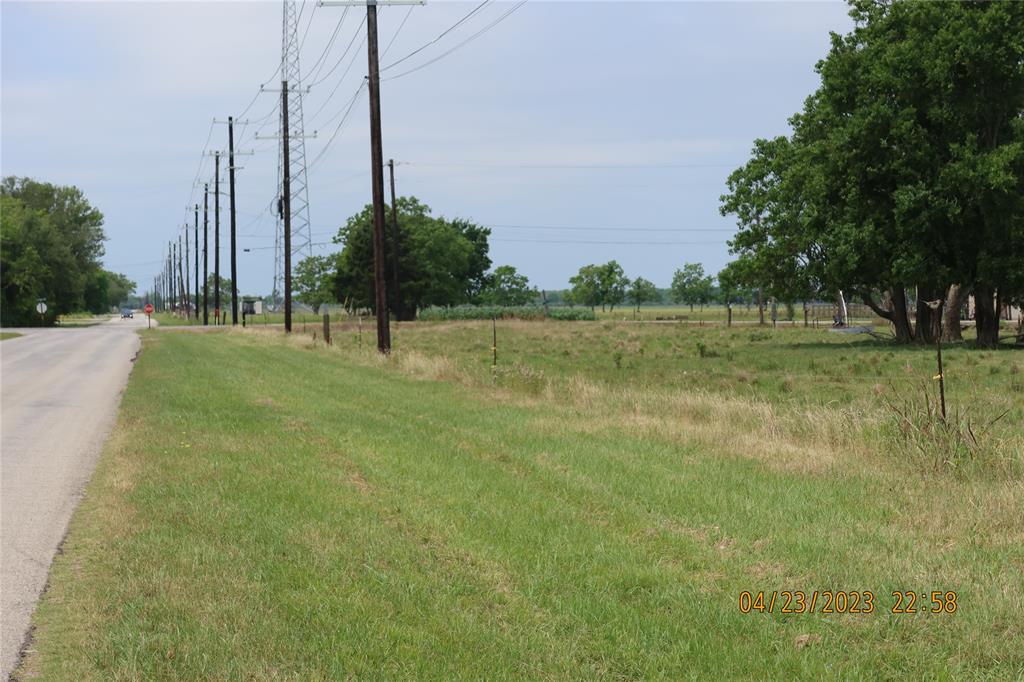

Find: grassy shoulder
<box><xmin>20</xmin><ymin>326</ymin><xmax>1023</xmax><ymax>679</ymax></box>
<box><xmin>0</xmin><ymin>331</ymin><xmax>23</xmax><ymax>341</ymax></box>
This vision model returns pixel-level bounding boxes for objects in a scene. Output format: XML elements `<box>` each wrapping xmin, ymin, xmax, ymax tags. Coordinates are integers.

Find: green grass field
<box><xmin>0</xmin><ymin>331</ymin><xmax>23</xmax><ymax>341</ymax></box>
<box><xmin>19</xmin><ymin>321</ymin><xmax>1024</xmax><ymax>679</ymax></box>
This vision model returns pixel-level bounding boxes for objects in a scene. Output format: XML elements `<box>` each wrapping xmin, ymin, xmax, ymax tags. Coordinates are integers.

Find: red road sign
<box><xmin>144</xmin><ymin>303</ymin><xmax>154</xmax><ymax>315</ymax></box>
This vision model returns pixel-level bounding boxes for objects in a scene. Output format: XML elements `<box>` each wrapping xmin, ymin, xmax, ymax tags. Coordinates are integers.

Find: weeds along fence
<box><xmin>417</xmin><ymin>306</ymin><xmax>596</xmax><ymax>321</ymax></box>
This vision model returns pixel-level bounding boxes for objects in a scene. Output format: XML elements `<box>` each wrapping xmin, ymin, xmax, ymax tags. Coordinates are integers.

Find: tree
<box><xmin>568</xmin><ymin>265</ymin><xmax>601</xmax><ymax>309</ymax></box>
<box><xmin>295</xmin><ymin>255</ymin><xmax>336</xmax><ymax>313</ymax></box>
<box><xmin>105</xmin><ymin>272</ymin><xmax>136</xmax><ymax>310</ymax></box>
<box><xmin>598</xmin><ymin>261</ymin><xmax>629</xmax><ymax>312</ymax></box>
<box><xmin>1</xmin><ymin>177</ymin><xmax>107</xmax><ymax>326</ymax></box>
<box><xmin>720</xmin><ymin>1</ymin><xmax>1024</xmax><ymax>348</ymax></box>
<box><xmin>569</xmin><ymin>261</ymin><xmax>629</xmax><ymax>312</ymax></box>
<box><xmin>480</xmin><ymin>265</ymin><xmax>535</xmax><ymax>306</ymax></box>
<box><xmin>332</xmin><ymin>197</ymin><xmax>491</xmax><ymax>319</ymax></box>
<box><xmin>670</xmin><ymin>263</ymin><xmax>713</xmax><ymax>311</ymax></box>
<box><xmin>627</xmin><ymin>277</ymin><xmax>659</xmax><ymax>312</ymax></box>
<box><xmin>204</xmin><ymin>274</ymin><xmax>234</xmax><ymax>314</ymax></box>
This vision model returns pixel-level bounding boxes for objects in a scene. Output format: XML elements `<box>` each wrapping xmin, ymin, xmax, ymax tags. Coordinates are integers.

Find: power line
<box><xmin>308</xmin><ymin>81</ymin><xmax>367</xmax><ymax>170</ymax></box>
<box><xmin>489</xmin><ymin>223</ymin><xmax>735</xmax><ymax>233</ymax></box>
<box><xmin>297</xmin><ymin>0</ymin><xmax>319</xmax><ymax>53</ymax></box>
<box><xmin>305</xmin><ymin>7</ymin><xmax>351</xmax><ymax>84</ymax></box>
<box><xmin>307</xmin><ymin>30</ymin><xmax>366</xmax><ymax>124</ymax></box>
<box><xmin>383</xmin><ymin>1</ymin><xmax>528</xmax><ymax>81</ymax></box>
<box><xmin>490</xmin><ymin>237</ymin><xmax>728</xmax><ymax>246</ymax></box>
<box><xmin>309</xmin><ymin>13</ymin><xmax>365</xmax><ymax>88</ymax></box>
<box><xmin>403</xmin><ymin>160</ymin><xmax>736</xmax><ymax>169</ymax></box>
<box><xmin>381</xmin><ymin>0</ymin><xmax>491</xmax><ymax>72</ymax></box>
<box><xmin>381</xmin><ymin>5</ymin><xmax>416</xmax><ymax>59</ymax></box>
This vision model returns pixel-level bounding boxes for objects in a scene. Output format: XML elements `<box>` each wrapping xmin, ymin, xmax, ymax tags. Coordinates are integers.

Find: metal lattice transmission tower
<box><xmin>273</xmin><ymin>0</ymin><xmax>313</xmax><ymax>306</ymax></box>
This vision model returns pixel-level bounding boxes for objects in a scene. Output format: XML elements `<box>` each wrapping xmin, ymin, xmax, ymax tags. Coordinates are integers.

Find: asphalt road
<box><xmin>1</xmin><ymin>316</ymin><xmax>149</xmax><ymax>679</ymax></box>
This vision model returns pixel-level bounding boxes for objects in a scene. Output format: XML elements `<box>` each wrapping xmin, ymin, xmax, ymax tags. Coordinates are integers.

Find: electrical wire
<box><xmin>490</xmin><ymin>238</ymin><xmax>727</xmax><ymax>245</ymax></box>
<box><xmin>309</xmin><ymin>13</ymin><xmax>365</xmax><ymax>88</ymax></box>
<box><xmin>305</xmin><ymin>8</ymin><xmax>351</xmax><ymax>85</ymax></box>
<box><xmin>402</xmin><ymin>160</ymin><xmax>736</xmax><ymax>169</ymax></box>
<box><xmin>489</xmin><ymin>224</ymin><xmax>736</xmax><ymax>233</ymax></box>
<box><xmin>308</xmin><ymin>81</ymin><xmax>367</xmax><ymax>170</ymax></box>
<box><xmin>381</xmin><ymin>5</ymin><xmax>415</xmax><ymax>59</ymax></box>
<box><xmin>308</xmin><ymin>31</ymin><xmax>366</xmax><ymax>124</ymax></box>
<box><xmin>298</xmin><ymin>0</ymin><xmax>319</xmax><ymax>54</ymax></box>
<box><xmin>381</xmin><ymin>0</ymin><xmax>491</xmax><ymax>72</ymax></box>
<box><xmin>383</xmin><ymin>1</ymin><xmax>527</xmax><ymax>81</ymax></box>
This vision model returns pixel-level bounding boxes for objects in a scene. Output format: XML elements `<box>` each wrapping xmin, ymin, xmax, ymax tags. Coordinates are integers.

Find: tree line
<box><xmin>1</xmin><ymin>177</ymin><xmax>135</xmax><ymax>326</ymax></box>
<box><xmin>718</xmin><ymin>1</ymin><xmax>1023</xmax><ymax>348</ymax></box>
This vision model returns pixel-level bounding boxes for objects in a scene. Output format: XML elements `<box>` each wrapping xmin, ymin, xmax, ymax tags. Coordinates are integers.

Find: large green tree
<box><xmin>332</xmin><ymin>197</ymin><xmax>491</xmax><ymax>319</ymax></box>
<box><xmin>720</xmin><ymin>0</ymin><xmax>1024</xmax><ymax>348</ymax></box>
<box><xmin>1</xmin><ymin>177</ymin><xmax>110</xmax><ymax>325</ymax></box>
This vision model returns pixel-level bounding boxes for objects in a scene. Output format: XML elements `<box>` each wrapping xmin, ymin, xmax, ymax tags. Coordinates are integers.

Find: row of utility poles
<box><xmin>153</xmin><ymin>0</ymin><xmax>419</xmax><ymax>353</ymax></box>
<box><xmin>150</xmin><ymin>117</ymin><xmax>247</xmax><ymax>326</ymax></box>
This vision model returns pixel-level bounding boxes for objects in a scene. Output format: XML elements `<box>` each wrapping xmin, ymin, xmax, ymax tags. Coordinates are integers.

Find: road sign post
<box><xmin>144</xmin><ymin>302</ymin><xmax>154</xmax><ymax>328</ymax></box>
<box><xmin>36</xmin><ymin>299</ymin><xmax>47</xmax><ymax>324</ymax></box>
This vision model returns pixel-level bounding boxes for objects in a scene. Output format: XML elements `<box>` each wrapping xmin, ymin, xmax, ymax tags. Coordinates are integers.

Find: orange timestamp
<box><xmin>739</xmin><ymin>591</ymin><xmax>958</xmax><ymax>615</ymax></box>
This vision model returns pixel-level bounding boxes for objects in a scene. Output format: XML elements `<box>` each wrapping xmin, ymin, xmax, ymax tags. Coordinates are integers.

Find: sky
<box><xmin>1</xmin><ymin>0</ymin><xmax>855</xmax><ymax>296</ymax></box>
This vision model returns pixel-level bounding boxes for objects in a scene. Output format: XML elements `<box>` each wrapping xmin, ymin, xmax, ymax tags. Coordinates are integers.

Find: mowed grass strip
<box><xmin>20</xmin><ymin>330</ymin><xmax>1023</xmax><ymax>680</ymax></box>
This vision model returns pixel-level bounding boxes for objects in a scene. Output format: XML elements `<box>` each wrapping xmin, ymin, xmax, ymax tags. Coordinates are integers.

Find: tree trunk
<box><xmin>914</xmin><ymin>286</ymin><xmax>942</xmax><ymax>344</ymax></box>
<box><xmin>973</xmin><ymin>284</ymin><xmax>1000</xmax><ymax>349</ymax></box>
<box><xmin>860</xmin><ymin>287</ymin><xmax>914</xmax><ymax>343</ymax></box>
<box><xmin>941</xmin><ymin>284</ymin><xmax>966</xmax><ymax>342</ymax></box>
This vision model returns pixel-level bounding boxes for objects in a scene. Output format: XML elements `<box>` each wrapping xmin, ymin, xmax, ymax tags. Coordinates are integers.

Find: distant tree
<box><xmin>627</xmin><ymin>277</ymin><xmax>659</xmax><ymax>311</ymax></box>
<box><xmin>333</xmin><ymin>196</ymin><xmax>491</xmax><ymax>319</ymax></box>
<box><xmin>568</xmin><ymin>265</ymin><xmax>600</xmax><ymax>309</ymax></box>
<box><xmin>105</xmin><ymin>272</ymin><xmax>136</xmax><ymax>309</ymax></box>
<box><xmin>599</xmin><ymin>261</ymin><xmax>630</xmax><ymax>312</ymax></box>
<box><xmin>671</xmin><ymin>263</ymin><xmax>713</xmax><ymax>311</ymax></box>
<box><xmin>295</xmin><ymin>255</ymin><xmax>336</xmax><ymax>313</ymax></box>
<box><xmin>569</xmin><ymin>261</ymin><xmax>630</xmax><ymax>311</ymax></box>
<box><xmin>480</xmin><ymin>265</ymin><xmax>535</xmax><ymax>306</ymax></box>
<box><xmin>203</xmin><ymin>274</ymin><xmax>234</xmax><ymax>313</ymax></box>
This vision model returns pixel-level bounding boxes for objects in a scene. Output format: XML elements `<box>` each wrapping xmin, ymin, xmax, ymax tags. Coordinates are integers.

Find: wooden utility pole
<box><xmin>178</xmin><ymin>235</ymin><xmax>186</xmax><ymax>314</ymax></box>
<box><xmin>184</xmin><ymin>228</ymin><xmax>191</xmax><ymax>319</ymax></box>
<box><xmin>168</xmin><ymin>242</ymin><xmax>174</xmax><ymax>313</ymax></box>
<box><xmin>228</xmin><ymin>117</ymin><xmax>239</xmax><ymax>325</ymax></box>
<box><xmin>194</xmin><ymin>204</ymin><xmax>199</xmax><ymax>321</ymax></box>
<box><xmin>388</xmin><ymin>158</ymin><xmax>402</xmax><ymax>319</ymax></box>
<box><xmin>282</xmin><ymin>80</ymin><xmax>293</xmax><ymax>333</ymax></box>
<box><xmin>214</xmin><ymin>152</ymin><xmax>221</xmax><ymax>324</ymax></box>
<box><xmin>203</xmin><ymin>184</ymin><xmax>209</xmax><ymax>326</ymax></box>
<box><xmin>315</xmin><ymin>0</ymin><xmax>424</xmax><ymax>350</ymax></box>
<box><xmin>366</xmin><ymin>4</ymin><xmax>390</xmax><ymax>351</ymax></box>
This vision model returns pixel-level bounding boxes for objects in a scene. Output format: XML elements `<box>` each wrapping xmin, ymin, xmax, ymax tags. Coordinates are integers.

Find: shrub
<box><xmin>695</xmin><ymin>341</ymin><xmax>720</xmax><ymax>359</ymax></box>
